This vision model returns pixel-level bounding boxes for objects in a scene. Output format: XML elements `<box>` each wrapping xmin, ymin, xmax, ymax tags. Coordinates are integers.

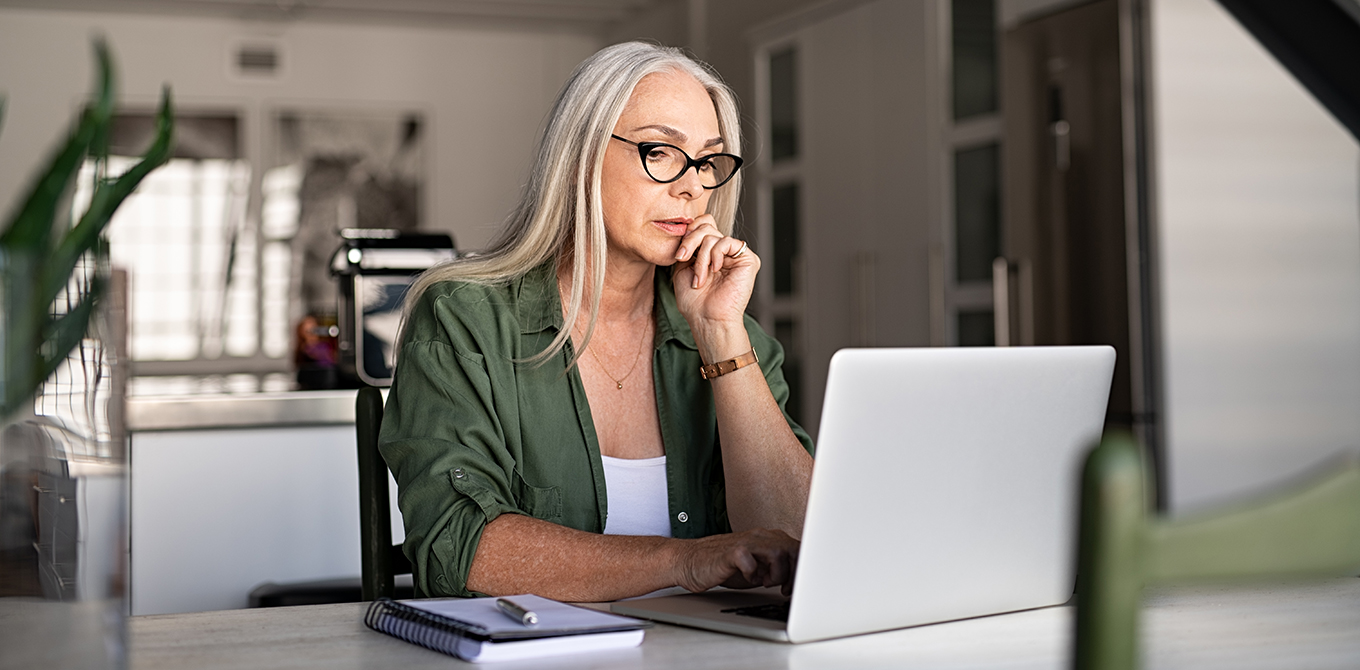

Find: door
<box><xmin>1001</xmin><ymin>0</ymin><xmax>1153</xmax><ymax>447</ymax></box>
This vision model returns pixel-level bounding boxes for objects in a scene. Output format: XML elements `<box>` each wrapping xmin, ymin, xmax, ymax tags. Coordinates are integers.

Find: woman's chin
<box><xmin>647</xmin><ymin>243</ymin><xmax>683</xmax><ymax>267</ymax></box>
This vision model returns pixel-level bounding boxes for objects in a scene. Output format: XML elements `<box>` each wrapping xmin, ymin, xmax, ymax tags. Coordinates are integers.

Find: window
<box><xmin>943</xmin><ymin>0</ymin><xmax>1002</xmax><ymax>345</ymax></box>
<box><xmin>74</xmin><ymin>108</ymin><xmax>425</xmax><ymax>395</ymax></box>
<box><xmin>952</xmin><ymin>0</ymin><xmax>999</xmax><ymax>119</ymax></box>
<box><xmin>953</xmin><ymin>142</ymin><xmax>1001</xmax><ymax>283</ymax></box>
<box><xmin>757</xmin><ymin>44</ymin><xmax>806</xmax><ymax>424</ymax></box>
<box><xmin>71</xmin><ymin>112</ymin><xmax>294</xmax><ymax>395</ymax></box>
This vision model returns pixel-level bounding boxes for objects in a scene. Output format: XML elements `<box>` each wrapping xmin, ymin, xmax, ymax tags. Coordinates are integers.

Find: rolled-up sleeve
<box><xmin>379</xmin><ymin>288</ymin><xmax>523</xmax><ymax>598</ymax></box>
<box><xmin>745</xmin><ymin>314</ymin><xmax>815</xmax><ymax>457</ymax></box>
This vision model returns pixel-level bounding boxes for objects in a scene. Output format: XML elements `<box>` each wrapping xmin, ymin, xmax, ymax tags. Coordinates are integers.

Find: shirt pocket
<box><xmin>511</xmin><ymin>470</ymin><xmax>562</xmax><ymax>523</ymax></box>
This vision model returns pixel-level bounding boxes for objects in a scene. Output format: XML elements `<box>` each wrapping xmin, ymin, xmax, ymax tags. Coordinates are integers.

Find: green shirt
<box><xmin>379</xmin><ymin>261</ymin><xmax>814</xmax><ymax>598</ymax></box>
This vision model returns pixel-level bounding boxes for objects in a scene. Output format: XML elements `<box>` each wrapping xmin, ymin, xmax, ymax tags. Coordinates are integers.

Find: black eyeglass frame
<box><xmin>610</xmin><ymin>134</ymin><xmax>744</xmax><ymax>189</ymax></box>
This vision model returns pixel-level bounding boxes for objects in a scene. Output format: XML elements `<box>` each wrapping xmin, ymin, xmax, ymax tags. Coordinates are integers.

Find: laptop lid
<box><xmin>785</xmin><ymin>346</ymin><xmax>1114</xmax><ymax>642</ymax></box>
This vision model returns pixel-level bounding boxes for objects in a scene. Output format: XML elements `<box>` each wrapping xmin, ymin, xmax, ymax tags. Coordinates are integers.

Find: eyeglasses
<box><xmin>610</xmin><ymin>135</ymin><xmax>743</xmax><ymax>189</ymax></box>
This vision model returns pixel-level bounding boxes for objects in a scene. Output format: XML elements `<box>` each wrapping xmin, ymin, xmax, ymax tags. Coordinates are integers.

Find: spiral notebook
<box><xmin>363</xmin><ymin>594</ymin><xmax>650</xmax><ymax>663</ymax></box>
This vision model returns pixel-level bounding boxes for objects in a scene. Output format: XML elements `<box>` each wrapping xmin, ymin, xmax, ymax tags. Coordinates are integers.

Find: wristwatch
<box><xmin>699</xmin><ymin>349</ymin><xmax>759</xmax><ymax>380</ymax></box>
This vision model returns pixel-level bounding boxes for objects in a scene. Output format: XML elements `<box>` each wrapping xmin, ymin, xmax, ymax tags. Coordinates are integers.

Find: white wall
<box><xmin>0</xmin><ymin>8</ymin><xmax>601</xmax><ymax>250</ymax></box>
<box><xmin>1152</xmin><ymin>0</ymin><xmax>1360</xmax><ymax>511</ymax></box>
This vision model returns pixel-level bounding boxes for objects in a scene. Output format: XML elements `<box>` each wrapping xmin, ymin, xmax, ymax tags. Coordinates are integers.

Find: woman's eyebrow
<box><xmin>631</xmin><ymin>124</ymin><xmax>724</xmax><ymax>148</ymax></box>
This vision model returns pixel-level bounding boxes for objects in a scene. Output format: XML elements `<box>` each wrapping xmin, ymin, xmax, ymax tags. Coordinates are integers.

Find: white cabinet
<box><xmin>128</xmin><ymin>392</ymin><xmax>402</xmax><ymax>615</ymax></box>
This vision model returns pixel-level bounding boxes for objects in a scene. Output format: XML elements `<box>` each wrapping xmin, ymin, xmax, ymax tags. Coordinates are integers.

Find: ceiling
<box><xmin>0</xmin><ymin>0</ymin><xmax>668</xmax><ymax>30</ymax></box>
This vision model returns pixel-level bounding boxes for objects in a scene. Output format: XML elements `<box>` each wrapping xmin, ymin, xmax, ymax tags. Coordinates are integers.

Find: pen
<box><xmin>496</xmin><ymin>598</ymin><xmax>538</xmax><ymax>626</ymax></box>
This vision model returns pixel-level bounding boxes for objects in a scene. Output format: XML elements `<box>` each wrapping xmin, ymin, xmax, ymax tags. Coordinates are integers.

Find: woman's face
<box><xmin>601</xmin><ymin>69</ymin><xmax>723</xmax><ymax>268</ymax></box>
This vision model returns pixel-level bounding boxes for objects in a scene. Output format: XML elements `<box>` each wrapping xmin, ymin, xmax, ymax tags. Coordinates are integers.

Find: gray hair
<box><xmin>402</xmin><ymin>41</ymin><xmax>742</xmax><ymax>366</ymax></box>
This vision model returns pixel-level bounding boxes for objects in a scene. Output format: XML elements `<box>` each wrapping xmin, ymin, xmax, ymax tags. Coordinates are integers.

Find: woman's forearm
<box><xmin>465</xmin><ymin>514</ymin><xmax>800</xmax><ymax>601</ymax></box>
<box><xmin>466</xmin><ymin>514</ymin><xmax>679</xmax><ymax>601</ymax></box>
<box><xmin>694</xmin><ymin>322</ymin><xmax>815</xmax><ymax>539</ymax></box>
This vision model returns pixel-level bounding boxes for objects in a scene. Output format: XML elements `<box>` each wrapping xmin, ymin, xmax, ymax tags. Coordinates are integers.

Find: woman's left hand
<box><xmin>673</xmin><ymin>214</ymin><xmax>759</xmax><ymax>329</ymax></box>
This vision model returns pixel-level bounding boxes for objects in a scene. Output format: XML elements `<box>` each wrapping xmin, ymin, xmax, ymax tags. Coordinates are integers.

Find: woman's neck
<box><xmin>558</xmin><ymin>253</ymin><xmax>656</xmax><ymax>326</ymax></box>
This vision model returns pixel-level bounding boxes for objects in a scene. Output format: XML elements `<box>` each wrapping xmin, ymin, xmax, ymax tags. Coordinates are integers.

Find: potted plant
<box><xmin>0</xmin><ymin>39</ymin><xmax>172</xmax><ymax>668</ymax></box>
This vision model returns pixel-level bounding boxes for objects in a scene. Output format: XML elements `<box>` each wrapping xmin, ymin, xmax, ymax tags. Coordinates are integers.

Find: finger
<box><xmin>747</xmin><ymin>560</ymin><xmax>771</xmax><ymax>588</ymax></box>
<box><xmin>731</xmin><ymin>548</ymin><xmax>759</xmax><ymax>582</ymax></box>
<box><xmin>714</xmin><ymin>237</ymin><xmax>746</xmax><ymax>278</ymax></box>
<box><xmin>683</xmin><ymin>224</ymin><xmax>721</xmax><ymax>269</ymax></box>
<box><xmin>693</xmin><ymin>235</ymin><xmax>722</xmax><ymax>289</ymax></box>
<box><xmin>764</xmin><ymin>548</ymin><xmax>789</xmax><ymax>588</ymax></box>
<box><xmin>676</xmin><ymin>220</ymin><xmax>721</xmax><ymax>262</ymax></box>
<box><xmin>672</xmin><ymin>258</ymin><xmax>694</xmax><ymax>289</ymax></box>
<box><xmin>756</xmin><ymin>546</ymin><xmax>787</xmax><ymax>587</ymax></box>
<box><xmin>778</xmin><ymin>550</ymin><xmax>796</xmax><ymax>595</ymax></box>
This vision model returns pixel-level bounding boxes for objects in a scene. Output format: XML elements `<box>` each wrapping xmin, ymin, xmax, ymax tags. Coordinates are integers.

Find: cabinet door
<box><xmin>130</xmin><ymin>425</ymin><xmax>380</xmax><ymax>615</ymax></box>
<box><xmin>756</xmin><ymin>0</ymin><xmax>936</xmax><ymax>435</ymax></box>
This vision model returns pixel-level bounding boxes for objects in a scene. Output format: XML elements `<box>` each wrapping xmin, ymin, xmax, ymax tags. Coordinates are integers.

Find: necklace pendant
<box><xmin>616</xmin><ymin>382</ymin><xmax>624</xmax><ymax>390</ymax></box>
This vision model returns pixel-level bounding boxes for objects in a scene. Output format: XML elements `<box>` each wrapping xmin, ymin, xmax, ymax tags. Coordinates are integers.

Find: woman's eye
<box><xmin>645</xmin><ymin>149</ymin><xmax>668</xmax><ymax>162</ymax></box>
<box><xmin>696</xmin><ymin>160</ymin><xmax>715</xmax><ymax>173</ymax></box>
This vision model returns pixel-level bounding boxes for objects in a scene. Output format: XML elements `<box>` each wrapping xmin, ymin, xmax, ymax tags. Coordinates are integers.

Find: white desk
<box><xmin>129</xmin><ymin>578</ymin><xmax>1360</xmax><ymax>669</ymax></box>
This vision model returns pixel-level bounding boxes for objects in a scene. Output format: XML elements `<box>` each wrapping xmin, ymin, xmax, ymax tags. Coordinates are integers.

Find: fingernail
<box><xmin>676</xmin><ymin>247</ymin><xmax>686</xmax><ymax>260</ymax></box>
<box><xmin>692</xmin><ymin>276</ymin><xmax>699</xmax><ymax>289</ymax></box>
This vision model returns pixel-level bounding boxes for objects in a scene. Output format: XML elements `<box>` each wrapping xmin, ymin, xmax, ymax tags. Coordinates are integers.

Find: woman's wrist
<box><xmin>663</xmin><ymin>537</ymin><xmax>697</xmax><ymax>591</ymax></box>
<box><xmin>691</xmin><ymin>319</ymin><xmax>752</xmax><ymax>365</ymax></box>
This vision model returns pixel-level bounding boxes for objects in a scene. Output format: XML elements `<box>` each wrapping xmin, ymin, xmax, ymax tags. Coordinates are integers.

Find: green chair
<box><xmin>357</xmin><ymin>386</ymin><xmax>412</xmax><ymax>600</ymax></box>
<box><xmin>1074</xmin><ymin>434</ymin><xmax>1360</xmax><ymax>669</ymax></box>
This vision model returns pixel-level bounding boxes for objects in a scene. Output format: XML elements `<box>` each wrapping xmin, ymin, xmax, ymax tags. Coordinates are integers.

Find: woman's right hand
<box><xmin>671</xmin><ymin>529</ymin><xmax>800</xmax><ymax>596</ymax></box>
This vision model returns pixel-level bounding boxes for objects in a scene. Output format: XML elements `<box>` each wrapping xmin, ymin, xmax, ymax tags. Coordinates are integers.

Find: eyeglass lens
<box><xmin>642</xmin><ymin>145</ymin><xmax>738</xmax><ymax>187</ymax></box>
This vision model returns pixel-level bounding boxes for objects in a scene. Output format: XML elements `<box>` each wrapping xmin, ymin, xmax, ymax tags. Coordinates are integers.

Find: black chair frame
<box><xmin>357</xmin><ymin>386</ymin><xmax>412</xmax><ymax>600</ymax></box>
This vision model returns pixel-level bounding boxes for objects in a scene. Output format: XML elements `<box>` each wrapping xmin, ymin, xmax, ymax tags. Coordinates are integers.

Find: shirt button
<box><xmin>453</xmin><ymin>468</ymin><xmax>465</xmax><ymax>479</ymax></box>
<box><xmin>677</xmin><ymin>512</ymin><xmax>689</xmax><ymax>523</ymax></box>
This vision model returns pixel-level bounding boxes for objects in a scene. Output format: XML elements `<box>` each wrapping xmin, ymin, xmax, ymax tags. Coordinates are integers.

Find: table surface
<box><xmin>130</xmin><ymin>578</ymin><xmax>1360</xmax><ymax>670</ymax></box>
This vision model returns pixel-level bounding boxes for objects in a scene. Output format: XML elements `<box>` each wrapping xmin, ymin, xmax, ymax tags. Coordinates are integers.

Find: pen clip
<box><xmin>496</xmin><ymin>597</ymin><xmax>539</xmax><ymax>626</ymax></box>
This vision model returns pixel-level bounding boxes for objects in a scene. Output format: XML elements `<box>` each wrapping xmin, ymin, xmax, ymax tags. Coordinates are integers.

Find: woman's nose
<box><xmin>669</xmin><ymin>165</ymin><xmax>705</xmax><ymax>199</ymax></box>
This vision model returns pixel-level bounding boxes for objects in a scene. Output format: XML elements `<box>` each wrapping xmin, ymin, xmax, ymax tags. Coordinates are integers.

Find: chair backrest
<box><xmin>356</xmin><ymin>386</ymin><xmax>411</xmax><ymax>601</ymax></box>
<box><xmin>1074</xmin><ymin>434</ymin><xmax>1360</xmax><ymax>669</ymax></box>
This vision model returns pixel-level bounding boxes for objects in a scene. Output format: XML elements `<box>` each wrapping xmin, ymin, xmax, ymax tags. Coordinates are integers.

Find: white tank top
<box><xmin>600</xmin><ymin>455</ymin><xmax>672</xmax><ymax>537</ymax></box>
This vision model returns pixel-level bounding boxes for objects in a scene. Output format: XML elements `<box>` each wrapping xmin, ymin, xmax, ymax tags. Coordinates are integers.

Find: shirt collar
<box><xmin>516</xmin><ymin>260</ymin><xmax>563</xmax><ymax>335</ymax></box>
<box><xmin>653</xmin><ymin>266</ymin><xmax>697</xmax><ymax>351</ymax></box>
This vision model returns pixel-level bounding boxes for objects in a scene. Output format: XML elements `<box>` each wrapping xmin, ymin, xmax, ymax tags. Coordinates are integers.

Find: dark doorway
<box><xmin>1001</xmin><ymin>0</ymin><xmax>1161</xmax><ymax>499</ymax></box>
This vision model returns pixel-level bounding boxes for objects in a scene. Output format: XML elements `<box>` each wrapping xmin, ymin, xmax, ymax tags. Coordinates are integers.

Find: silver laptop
<box><xmin>612</xmin><ymin>346</ymin><xmax>1116</xmax><ymax>643</ymax></box>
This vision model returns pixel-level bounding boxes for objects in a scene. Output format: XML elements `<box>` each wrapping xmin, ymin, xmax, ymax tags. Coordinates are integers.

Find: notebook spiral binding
<box><xmin>364</xmin><ymin>598</ymin><xmax>491</xmax><ymax>657</ymax></box>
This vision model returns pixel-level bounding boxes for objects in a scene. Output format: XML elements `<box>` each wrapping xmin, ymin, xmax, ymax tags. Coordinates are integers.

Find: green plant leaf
<box><xmin>1</xmin><ymin>250</ymin><xmax>42</xmax><ymax>417</ymax></box>
<box><xmin>0</xmin><ymin>109</ymin><xmax>97</xmax><ymax>252</ymax></box>
<box><xmin>0</xmin><ymin>41</ymin><xmax>114</xmax><ymax>251</ymax></box>
<box><xmin>88</xmin><ymin>39</ymin><xmax>115</xmax><ymax>170</ymax></box>
<box><xmin>37</xmin><ymin>278</ymin><xmax>104</xmax><ymax>383</ymax></box>
<box><xmin>42</xmin><ymin>87</ymin><xmax>173</xmax><ymax>310</ymax></box>
<box><xmin>0</xmin><ymin>39</ymin><xmax>167</xmax><ymax>423</ymax></box>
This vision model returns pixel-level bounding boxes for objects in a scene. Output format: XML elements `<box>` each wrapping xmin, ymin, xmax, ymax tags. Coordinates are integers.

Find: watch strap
<box><xmin>699</xmin><ymin>348</ymin><xmax>759</xmax><ymax>380</ymax></box>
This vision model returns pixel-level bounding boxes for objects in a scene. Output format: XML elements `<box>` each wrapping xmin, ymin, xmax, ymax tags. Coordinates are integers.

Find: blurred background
<box><xmin>1</xmin><ymin>0</ymin><xmax>1357</xmax><ymax>616</ymax></box>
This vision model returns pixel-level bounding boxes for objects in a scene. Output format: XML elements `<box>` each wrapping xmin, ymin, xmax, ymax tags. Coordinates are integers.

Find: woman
<box><xmin>380</xmin><ymin>42</ymin><xmax>814</xmax><ymax>602</ymax></box>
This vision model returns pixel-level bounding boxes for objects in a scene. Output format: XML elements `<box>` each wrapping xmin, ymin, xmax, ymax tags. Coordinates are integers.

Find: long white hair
<box><xmin>403</xmin><ymin>41</ymin><xmax>742</xmax><ymax>366</ymax></box>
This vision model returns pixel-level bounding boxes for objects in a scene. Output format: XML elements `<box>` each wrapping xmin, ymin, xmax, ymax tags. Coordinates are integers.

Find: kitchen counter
<box><xmin>128</xmin><ymin>389</ymin><xmax>376</xmax><ymax>431</ymax></box>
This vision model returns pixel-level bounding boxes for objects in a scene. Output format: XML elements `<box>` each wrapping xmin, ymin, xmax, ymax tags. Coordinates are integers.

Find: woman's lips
<box><xmin>653</xmin><ymin>218</ymin><xmax>692</xmax><ymax>236</ymax></box>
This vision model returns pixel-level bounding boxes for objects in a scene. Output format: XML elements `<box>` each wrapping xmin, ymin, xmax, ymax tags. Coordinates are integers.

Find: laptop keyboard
<box><xmin>721</xmin><ymin>601</ymin><xmax>791</xmax><ymax>622</ymax></box>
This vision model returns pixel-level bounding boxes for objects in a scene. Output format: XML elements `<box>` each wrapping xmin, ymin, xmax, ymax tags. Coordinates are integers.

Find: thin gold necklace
<box><xmin>586</xmin><ymin>320</ymin><xmax>650</xmax><ymax>390</ymax></box>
